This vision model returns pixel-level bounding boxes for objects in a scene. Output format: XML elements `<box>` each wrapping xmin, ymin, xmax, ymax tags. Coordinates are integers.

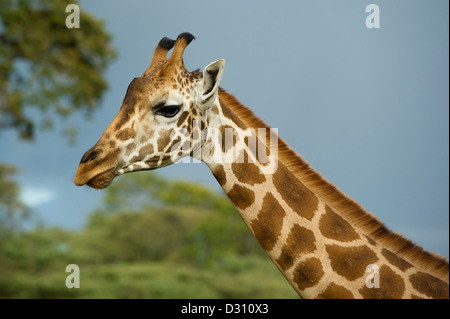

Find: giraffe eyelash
<box><xmin>154</xmin><ymin>104</ymin><xmax>182</xmax><ymax>118</ymax></box>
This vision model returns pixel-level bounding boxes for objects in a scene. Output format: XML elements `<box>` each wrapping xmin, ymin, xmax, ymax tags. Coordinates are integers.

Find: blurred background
<box><xmin>0</xmin><ymin>0</ymin><xmax>448</xmax><ymax>298</ymax></box>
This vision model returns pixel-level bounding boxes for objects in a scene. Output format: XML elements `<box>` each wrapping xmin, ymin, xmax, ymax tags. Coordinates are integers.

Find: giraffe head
<box><xmin>74</xmin><ymin>33</ymin><xmax>225</xmax><ymax>189</ymax></box>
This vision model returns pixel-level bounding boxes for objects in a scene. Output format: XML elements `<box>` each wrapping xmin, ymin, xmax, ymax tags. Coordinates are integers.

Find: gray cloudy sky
<box><xmin>0</xmin><ymin>0</ymin><xmax>448</xmax><ymax>257</ymax></box>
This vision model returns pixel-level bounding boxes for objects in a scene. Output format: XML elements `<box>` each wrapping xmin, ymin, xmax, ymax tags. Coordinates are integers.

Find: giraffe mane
<box><xmin>217</xmin><ymin>88</ymin><xmax>449</xmax><ymax>283</ymax></box>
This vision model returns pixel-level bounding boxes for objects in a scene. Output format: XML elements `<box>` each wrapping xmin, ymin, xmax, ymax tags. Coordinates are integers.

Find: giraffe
<box><xmin>74</xmin><ymin>33</ymin><xmax>449</xmax><ymax>299</ymax></box>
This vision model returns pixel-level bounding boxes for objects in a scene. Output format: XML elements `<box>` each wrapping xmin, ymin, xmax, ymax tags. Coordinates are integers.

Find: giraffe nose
<box><xmin>80</xmin><ymin>148</ymin><xmax>103</xmax><ymax>164</ymax></box>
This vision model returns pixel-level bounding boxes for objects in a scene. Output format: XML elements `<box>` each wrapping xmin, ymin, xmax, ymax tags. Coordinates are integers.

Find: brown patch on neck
<box><xmin>317</xmin><ymin>283</ymin><xmax>354</xmax><ymax>299</ymax></box>
<box><xmin>319</xmin><ymin>206</ymin><xmax>361</xmax><ymax>242</ymax></box>
<box><xmin>276</xmin><ymin>224</ymin><xmax>317</xmax><ymax>271</ymax></box>
<box><xmin>211</xmin><ymin>104</ymin><xmax>219</xmax><ymax>114</ymax></box>
<box><xmin>244</xmin><ymin>135</ymin><xmax>270</xmax><ymax>166</ymax></box>
<box><xmin>359</xmin><ymin>265</ymin><xmax>406</xmax><ymax>299</ymax></box>
<box><xmin>211</xmin><ymin>164</ymin><xmax>227</xmax><ymax>186</ymax></box>
<box><xmin>251</xmin><ymin>193</ymin><xmax>285</xmax><ymax>251</ymax></box>
<box><xmin>231</xmin><ymin>160</ymin><xmax>266</xmax><ymax>185</ymax></box>
<box><xmin>382</xmin><ymin>248</ymin><xmax>413</xmax><ymax>272</ymax></box>
<box><xmin>293</xmin><ymin>257</ymin><xmax>324</xmax><ymax>292</ymax></box>
<box><xmin>226</xmin><ymin>184</ymin><xmax>255</xmax><ymax>210</ymax></box>
<box><xmin>326</xmin><ymin>244</ymin><xmax>378</xmax><ymax>281</ymax></box>
<box><xmin>409</xmin><ymin>272</ymin><xmax>449</xmax><ymax>299</ymax></box>
<box><xmin>272</xmin><ymin>164</ymin><xmax>319</xmax><ymax>221</ymax></box>
<box><xmin>365</xmin><ymin>235</ymin><xmax>377</xmax><ymax>246</ymax></box>
<box><xmin>219</xmin><ymin>125</ymin><xmax>238</xmax><ymax>154</ymax></box>
<box><xmin>219</xmin><ymin>95</ymin><xmax>246</xmax><ymax>130</ymax></box>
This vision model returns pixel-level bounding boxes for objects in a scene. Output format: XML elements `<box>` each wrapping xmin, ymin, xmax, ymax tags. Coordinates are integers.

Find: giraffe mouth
<box><xmin>74</xmin><ymin>158</ymin><xmax>172</xmax><ymax>189</ymax></box>
<box><xmin>73</xmin><ymin>168</ymin><xmax>118</xmax><ymax>189</ymax></box>
<box><xmin>85</xmin><ymin>169</ymin><xmax>118</xmax><ymax>189</ymax></box>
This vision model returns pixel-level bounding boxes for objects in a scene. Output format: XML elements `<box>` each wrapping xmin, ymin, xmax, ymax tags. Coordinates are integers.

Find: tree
<box><xmin>0</xmin><ymin>164</ymin><xmax>30</xmax><ymax>271</ymax></box>
<box><xmin>90</xmin><ymin>172</ymin><xmax>265</xmax><ymax>266</ymax></box>
<box><xmin>98</xmin><ymin>172</ymin><xmax>233</xmax><ymax>214</ymax></box>
<box><xmin>0</xmin><ymin>0</ymin><xmax>115</xmax><ymax>239</ymax></box>
<box><xmin>0</xmin><ymin>164</ymin><xmax>29</xmax><ymax>236</ymax></box>
<box><xmin>0</xmin><ymin>0</ymin><xmax>116</xmax><ymax>140</ymax></box>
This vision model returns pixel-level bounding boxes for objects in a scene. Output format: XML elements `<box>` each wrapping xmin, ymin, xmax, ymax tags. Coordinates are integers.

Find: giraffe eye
<box><xmin>155</xmin><ymin>104</ymin><xmax>181</xmax><ymax>118</ymax></box>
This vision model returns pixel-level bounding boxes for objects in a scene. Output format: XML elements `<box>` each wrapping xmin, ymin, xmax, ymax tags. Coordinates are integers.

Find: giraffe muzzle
<box><xmin>74</xmin><ymin>147</ymin><xmax>121</xmax><ymax>189</ymax></box>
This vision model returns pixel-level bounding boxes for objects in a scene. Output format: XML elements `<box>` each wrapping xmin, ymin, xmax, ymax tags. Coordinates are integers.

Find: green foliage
<box><xmin>184</xmin><ymin>206</ymin><xmax>265</xmax><ymax>268</ymax></box>
<box><xmin>99</xmin><ymin>172</ymin><xmax>232</xmax><ymax>214</ymax></box>
<box><xmin>0</xmin><ymin>173</ymin><xmax>298</xmax><ymax>298</ymax></box>
<box><xmin>78</xmin><ymin>208</ymin><xmax>192</xmax><ymax>263</ymax></box>
<box><xmin>0</xmin><ymin>0</ymin><xmax>116</xmax><ymax>140</ymax></box>
<box><xmin>0</xmin><ymin>259</ymin><xmax>298</xmax><ymax>299</ymax></box>
<box><xmin>0</xmin><ymin>0</ymin><xmax>116</xmax><ymax>287</ymax></box>
<box><xmin>1</xmin><ymin>227</ymin><xmax>71</xmax><ymax>271</ymax></box>
<box><xmin>0</xmin><ymin>164</ymin><xmax>29</xmax><ymax>237</ymax></box>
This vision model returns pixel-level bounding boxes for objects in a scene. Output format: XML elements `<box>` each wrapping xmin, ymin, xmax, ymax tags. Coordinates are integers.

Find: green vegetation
<box><xmin>0</xmin><ymin>173</ymin><xmax>298</xmax><ymax>298</ymax></box>
<box><xmin>0</xmin><ymin>164</ymin><xmax>29</xmax><ymax>236</ymax></box>
<box><xmin>0</xmin><ymin>0</ymin><xmax>115</xmax><ymax>264</ymax></box>
<box><xmin>0</xmin><ymin>0</ymin><xmax>116</xmax><ymax>141</ymax></box>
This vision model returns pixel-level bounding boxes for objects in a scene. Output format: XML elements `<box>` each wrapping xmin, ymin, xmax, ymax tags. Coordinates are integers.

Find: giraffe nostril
<box><xmin>80</xmin><ymin>148</ymin><xmax>102</xmax><ymax>164</ymax></box>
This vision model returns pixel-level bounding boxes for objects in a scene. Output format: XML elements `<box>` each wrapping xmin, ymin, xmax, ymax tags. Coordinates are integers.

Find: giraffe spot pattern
<box><xmin>359</xmin><ymin>265</ymin><xmax>405</xmax><ymax>299</ymax></box>
<box><xmin>167</xmin><ymin>136</ymin><xmax>182</xmax><ymax>155</ymax></box>
<box><xmin>381</xmin><ymin>248</ymin><xmax>413</xmax><ymax>272</ymax></box>
<box><xmin>220</xmin><ymin>102</ymin><xmax>247</xmax><ymax>130</ymax></box>
<box><xmin>145</xmin><ymin>156</ymin><xmax>160</xmax><ymax>166</ymax></box>
<box><xmin>231</xmin><ymin>161</ymin><xmax>266</xmax><ymax>185</ymax></box>
<box><xmin>125</xmin><ymin>143</ymin><xmax>136</xmax><ymax>156</ymax></box>
<box><xmin>226</xmin><ymin>184</ymin><xmax>255</xmax><ymax>210</ymax></box>
<box><xmin>202</xmin><ymin>138</ymin><xmax>215</xmax><ymax>159</ymax></box>
<box><xmin>157</xmin><ymin>129</ymin><xmax>173</xmax><ymax>152</ymax></box>
<box><xmin>272</xmin><ymin>165</ymin><xmax>318</xmax><ymax>221</ymax></box>
<box><xmin>326</xmin><ymin>244</ymin><xmax>378</xmax><ymax>281</ymax></box>
<box><xmin>130</xmin><ymin>143</ymin><xmax>155</xmax><ymax>164</ymax></box>
<box><xmin>244</xmin><ymin>136</ymin><xmax>270</xmax><ymax>166</ymax></box>
<box><xmin>192</xmin><ymin>128</ymin><xmax>201</xmax><ymax>143</ymax></box>
<box><xmin>319</xmin><ymin>205</ymin><xmax>360</xmax><ymax>242</ymax></box>
<box><xmin>365</xmin><ymin>235</ymin><xmax>377</xmax><ymax>246</ymax></box>
<box><xmin>177</xmin><ymin>111</ymin><xmax>189</xmax><ymax>127</ymax></box>
<box><xmin>116</xmin><ymin>127</ymin><xmax>136</xmax><ymax>141</ymax></box>
<box><xmin>251</xmin><ymin>193</ymin><xmax>285</xmax><ymax>251</ymax></box>
<box><xmin>129</xmin><ymin>154</ymin><xmax>144</xmax><ymax>164</ymax></box>
<box><xmin>161</xmin><ymin>154</ymin><xmax>172</xmax><ymax>163</ymax></box>
<box><xmin>276</xmin><ymin>224</ymin><xmax>317</xmax><ymax>271</ymax></box>
<box><xmin>317</xmin><ymin>282</ymin><xmax>354</xmax><ymax>299</ymax></box>
<box><xmin>212</xmin><ymin>164</ymin><xmax>226</xmax><ymax>186</ymax></box>
<box><xmin>181</xmin><ymin>140</ymin><xmax>190</xmax><ymax>152</ymax></box>
<box><xmin>293</xmin><ymin>257</ymin><xmax>324</xmax><ymax>291</ymax></box>
<box><xmin>219</xmin><ymin>125</ymin><xmax>238</xmax><ymax>154</ymax></box>
<box><xmin>409</xmin><ymin>272</ymin><xmax>449</xmax><ymax>299</ymax></box>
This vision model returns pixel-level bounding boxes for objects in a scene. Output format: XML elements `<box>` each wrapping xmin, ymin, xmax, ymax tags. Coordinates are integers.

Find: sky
<box><xmin>0</xmin><ymin>0</ymin><xmax>448</xmax><ymax>257</ymax></box>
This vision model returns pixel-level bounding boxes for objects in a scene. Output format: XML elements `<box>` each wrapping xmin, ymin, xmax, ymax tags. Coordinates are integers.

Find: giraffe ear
<box><xmin>198</xmin><ymin>59</ymin><xmax>225</xmax><ymax>111</ymax></box>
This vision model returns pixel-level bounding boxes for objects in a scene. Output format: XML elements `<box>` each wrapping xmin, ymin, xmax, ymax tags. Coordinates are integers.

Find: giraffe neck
<box><xmin>199</xmin><ymin>89</ymin><xmax>449</xmax><ymax>299</ymax></box>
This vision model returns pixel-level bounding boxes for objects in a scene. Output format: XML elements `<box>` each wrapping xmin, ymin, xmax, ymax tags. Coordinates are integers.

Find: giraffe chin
<box><xmin>85</xmin><ymin>170</ymin><xmax>117</xmax><ymax>189</ymax></box>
